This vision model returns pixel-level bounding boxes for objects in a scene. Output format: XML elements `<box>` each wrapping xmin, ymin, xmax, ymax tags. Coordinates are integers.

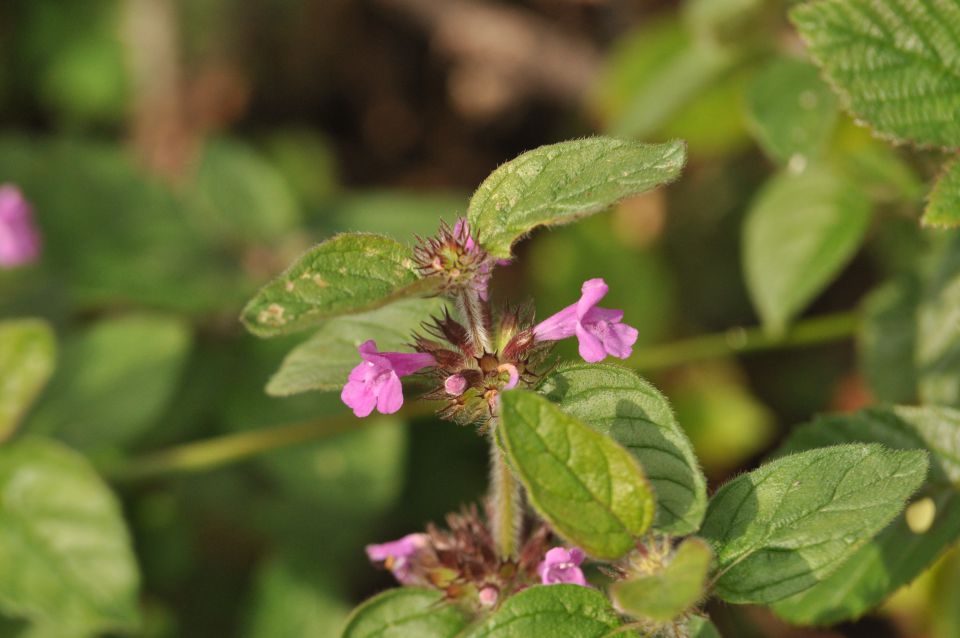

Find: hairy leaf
<box><xmin>924</xmin><ymin>158</ymin><xmax>960</xmax><ymax>228</ymax></box>
<box><xmin>771</xmin><ymin>406</ymin><xmax>960</xmax><ymax>624</ymax></box>
<box><xmin>460</xmin><ymin>585</ymin><xmax>621</xmax><ymax>638</ymax></box>
<box><xmin>791</xmin><ymin>0</ymin><xmax>960</xmax><ymax>148</ymax></box>
<box><xmin>700</xmin><ymin>444</ymin><xmax>927</xmax><ymax>604</ymax></box>
<box><xmin>341</xmin><ymin>588</ymin><xmax>467</xmax><ymax>638</ymax></box>
<box><xmin>467</xmin><ymin>137</ymin><xmax>685</xmax><ymax>259</ymax></box>
<box><xmin>744</xmin><ymin>57</ymin><xmax>838</xmax><ymax>164</ymax></box>
<box><xmin>539</xmin><ymin>363</ymin><xmax>706</xmax><ymax>534</ymax></box>
<box><xmin>609</xmin><ymin>537</ymin><xmax>712</xmax><ymax>623</ymax></box>
<box><xmin>242</xmin><ymin>233</ymin><xmax>434</xmax><ymax>337</ymax></box>
<box><xmin>744</xmin><ymin>167</ymin><xmax>871</xmax><ymax>333</ymax></box>
<box><xmin>266</xmin><ymin>298</ymin><xmax>445</xmax><ymax>396</ymax></box>
<box><xmin>0</xmin><ymin>320</ymin><xmax>55</xmax><ymax>441</ymax></box>
<box><xmin>0</xmin><ymin>437</ymin><xmax>139</xmax><ymax>633</ymax></box>
<box><xmin>498</xmin><ymin>390</ymin><xmax>655</xmax><ymax>559</ymax></box>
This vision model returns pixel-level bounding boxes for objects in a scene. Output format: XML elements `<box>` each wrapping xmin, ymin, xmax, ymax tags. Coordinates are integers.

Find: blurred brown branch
<box><xmin>377</xmin><ymin>0</ymin><xmax>601</xmax><ymax>120</ymax></box>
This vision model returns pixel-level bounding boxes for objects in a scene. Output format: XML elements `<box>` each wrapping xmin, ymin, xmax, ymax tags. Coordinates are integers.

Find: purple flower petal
<box><xmin>498</xmin><ymin>363</ymin><xmax>520</xmax><ymax>390</ymax></box>
<box><xmin>375</xmin><ymin>372</ymin><xmax>404</xmax><ymax>414</ymax></box>
<box><xmin>538</xmin><ymin>546</ymin><xmax>588</xmax><ymax>587</ymax></box>
<box><xmin>342</xmin><ymin>341</ymin><xmax>436</xmax><ymax>417</ymax></box>
<box><xmin>575</xmin><ymin>278</ymin><xmax>608</xmax><ymax>319</ymax></box>
<box><xmin>366</xmin><ymin>533</ymin><xmax>428</xmax><ymax>585</ymax></box>
<box><xmin>0</xmin><ymin>185</ymin><xmax>41</xmax><ymax>268</ymax></box>
<box><xmin>575</xmin><ymin>322</ymin><xmax>607</xmax><ymax>363</ymax></box>
<box><xmin>444</xmin><ymin>374</ymin><xmax>468</xmax><ymax>396</ymax></box>
<box><xmin>532</xmin><ymin>305</ymin><xmax>578</xmax><ymax>341</ymax></box>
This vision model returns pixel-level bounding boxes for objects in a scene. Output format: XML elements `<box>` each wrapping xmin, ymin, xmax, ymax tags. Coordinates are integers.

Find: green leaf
<box><xmin>539</xmin><ymin>363</ymin><xmax>706</xmax><ymax>535</ymax></box>
<box><xmin>242</xmin><ymin>233</ymin><xmax>434</xmax><ymax>337</ymax></box>
<box><xmin>917</xmin><ymin>236</ymin><xmax>960</xmax><ymax>406</ymax></box>
<box><xmin>744</xmin><ymin>57</ymin><xmax>838</xmax><ymax>164</ymax></box>
<box><xmin>924</xmin><ymin>158</ymin><xmax>960</xmax><ymax>228</ymax></box>
<box><xmin>341</xmin><ymin>588</ymin><xmax>467</xmax><ymax>638</ymax></box>
<box><xmin>0</xmin><ymin>320</ymin><xmax>55</xmax><ymax>441</ymax></box>
<box><xmin>609</xmin><ymin>537</ymin><xmax>712</xmax><ymax>623</ymax></box>
<box><xmin>245</xmin><ymin>554</ymin><xmax>349</xmax><ymax>638</ymax></box>
<box><xmin>858</xmin><ymin>276</ymin><xmax>920</xmax><ymax>403</ymax></box>
<box><xmin>0</xmin><ymin>437</ymin><xmax>139</xmax><ymax>633</ymax></box>
<box><xmin>791</xmin><ymin>0</ymin><xmax>960</xmax><ymax>148</ymax></box>
<box><xmin>460</xmin><ymin>585</ymin><xmax>622</xmax><ymax>638</ymax></box>
<box><xmin>466</xmin><ymin>137</ymin><xmax>686</xmax><ymax>260</ymax></box>
<box><xmin>771</xmin><ymin>406</ymin><xmax>960</xmax><ymax>624</ymax></box>
<box><xmin>27</xmin><ymin>315</ymin><xmax>191</xmax><ymax>450</ymax></box>
<box><xmin>498</xmin><ymin>390</ymin><xmax>655</xmax><ymax>559</ymax></box>
<box><xmin>189</xmin><ymin>137</ymin><xmax>301</xmax><ymax>242</ymax></box>
<box><xmin>687</xmin><ymin>616</ymin><xmax>722</xmax><ymax>638</ymax></box>
<box><xmin>700</xmin><ymin>444</ymin><xmax>927</xmax><ymax>604</ymax></box>
<box><xmin>595</xmin><ymin>19</ymin><xmax>741</xmax><ymax>143</ymax></box>
<box><xmin>743</xmin><ymin>167</ymin><xmax>872</xmax><ymax>333</ymax></box>
<box><xmin>266</xmin><ymin>298</ymin><xmax>445</xmax><ymax>396</ymax></box>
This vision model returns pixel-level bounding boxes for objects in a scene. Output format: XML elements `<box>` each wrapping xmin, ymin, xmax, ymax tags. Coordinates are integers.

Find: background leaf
<box><xmin>241</xmin><ymin>233</ymin><xmax>433</xmax><ymax>337</ymax></box>
<box><xmin>467</xmin><ymin>137</ymin><xmax>686</xmax><ymax>259</ymax></box>
<box><xmin>266</xmin><ymin>298</ymin><xmax>445</xmax><ymax>396</ymax></box>
<box><xmin>917</xmin><ymin>236</ymin><xmax>960</xmax><ymax>406</ymax></box>
<box><xmin>770</xmin><ymin>406</ymin><xmax>960</xmax><ymax>624</ymax></box>
<box><xmin>700</xmin><ymin>444</ymin><xmax>927</xmax><ymax>604</ymax></box>
<box><xmin>340</xmin><ymin>588</ymin><xmax>467</xmax><ymax>638</ymax></box>
<box><xmin>743</xmin><ymin>166</ymin><xmax>872</xmax><ymax>333</ymax></box>
<box><xmin>744</xmin><ymin>56</ymin><xmax>838</xmax><ymax>165</ymax></box>
<box><xmin>498</xmin><ymin>389</ymin><xmax>654</xmax><ymax>559</ymax></box>
<box><xmin>791</xmin><ymin>0</ymin><xmax>960</xmax><ymax>148</ymax></box>
<box><xmin>924</xmin><ymin>158</ymin><xmax>960</xmax><ymax>228</ymax></box>
<box><xmin>609</xmin><ymin>537</ymin><xmax>712</xmax><ymax>623</ymax></box>
<box><xmin>539</xmin><ymin>363</ymin><xmax>706</xmax><ymax>535</ymax></box>
<box><xmin>0</xmin><ymin>437</ymin><xmax>139</xmax><ymax>633</ymax></box>
<box><xmin>0</xmin><ymin>320</ymin><xmax>55</xmax><ymax>441</ymax></box>
<box><xmin>27</xmin><ymin>315</ymin><xmax>191</xmax><ymax>450</ymax></box>
<box><xmin>460</xmin><ymin>585</ymin><xmax>621</xmax><ymax>638</ymax></box>
<box><xmin>858</xmin><ymin>275</ymin><xmax>920</xmax><ymax>403</ymax></box>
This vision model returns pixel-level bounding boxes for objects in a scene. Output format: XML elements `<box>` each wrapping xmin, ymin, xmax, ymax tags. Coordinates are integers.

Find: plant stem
<box><xmin>627</xmin><ymin>310</ymin><xmax>859</xmax><ymax>372</ymax></box>
<box><xmin>456</xmin><ymin>288</ymin><xmax>493</xmax><ymax>354</ymax></box>
<box><xmin>105</xmin><ymin>310</ymin><xmax>859</xmax><ymax>482</ymax></box>
<box><xmin>489</xmin><ymin>430</ymin><xmax>521</xmax><ymax>559</ymax></box>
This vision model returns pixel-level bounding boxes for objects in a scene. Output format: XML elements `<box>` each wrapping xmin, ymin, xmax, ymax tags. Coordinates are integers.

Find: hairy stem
<box><xmin>490</xmin><ymin>429</ymin><xmax>522</xmax><ymax>559</ymax></box>
<box><xmin>456</xmin><ymin>287</ymin><xmax>493</xmax><ymax>354</ymax></box>
<box><xmin>105</xmin><ymin>310</ymin><xmax>858</xmax><ymax>482</ymax></box>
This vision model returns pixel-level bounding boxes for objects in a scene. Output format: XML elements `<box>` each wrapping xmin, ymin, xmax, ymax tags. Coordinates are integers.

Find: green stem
<box><xmin>105</xmin><ymin>310</ymin><xmax>859</xmax><ymax>482</ymax></box>
<box><xmin>490</xmin><ymin>431</ymin><xmax>521</xmax><ymax>559</ymax></box>
<box><xmin>627</xmin><ymin>310</ymin><xmax>859</xmax><ymax>372</ymax></box>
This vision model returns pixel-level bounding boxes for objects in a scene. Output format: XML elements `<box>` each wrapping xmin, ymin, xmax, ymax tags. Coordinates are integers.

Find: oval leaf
<box><xmin>460</xmin><ymin>585</ymin><xmax>622</xmax><ymax>638</ymax></box>
<box><xmin>610</xmin><ymin>537</ymin><xmax>712</xmax><ymax>623</ymax></box>
<box><xmin>744</xmin><ymin>56</ymin><xmax>838</xmax><ymax>164</ymax></box>
<box><xmin>700</xmin><ymin>443</ymin><xmax>927</xmax><ymax>604</ymax></box>
<box><xmin>769</xmin><ymin>406</ymin><xmax>960</xmax><ymax>624</ymax></box>
<box><xmin>0</xmin><ymin>437</ymin><xmax>140</xmax><ymax>633</ymax></box>
<box><xmin>743</xmin><ymin>167</ymin><xmax>871</xmax><ymax>333</ymax></box>
<box><xmin>467</xmin><ymin>137</ymin><xmax>686</xmax><ymax>259</ymax></box>
<box><xmin>498</xmin><ymin>389</ymin><xmax>655</xmax><ymax>559</ymax></box>
<box><xmin>341</xmin><ymin>588</ymin><xmax>467</xmax><ymax>638</ymax></box>
<box><xmin>267</xmin><ymin>298</ymin><xmax>445</xmax><ymax>396</ymax></box>
<box><xmin>792</xmin><ymin>0</ymin><xmax>960</xmax><ymax>149</ymax></box>
<box><xmin>539</xmin><ymin>363</ymin><xmax>706</xmax><ymax>534</ymax></box>
<box><xmin>242</xmin><ymin>233</ymin><xmax>435</xmax><ymax>337</ymax></box>
<box><xmin>0</xmin><ymin>320</ymin><xmax>55</xmax><ymax>441</ymax></box>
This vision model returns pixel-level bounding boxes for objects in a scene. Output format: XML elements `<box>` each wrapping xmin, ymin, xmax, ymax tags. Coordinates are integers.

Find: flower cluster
<box><xmin>0</xmin><ymin>185</ymin><xmax>41</xmax><ymax>268</ymax></box>
<box><xmin>365</xmin><ymin>506</ymin><xmax>588</xmax><ymax>608</ymax></box>
<box><xmin>339</xmin><ymin>219</ymin><xmax>639</xmax><ymax>422</ymax></box>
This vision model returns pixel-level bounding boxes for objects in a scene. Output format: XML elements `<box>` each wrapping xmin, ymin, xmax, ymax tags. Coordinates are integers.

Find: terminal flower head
<box><xmin>533</xmin><ymin>278</ymin><xmax>638</xmax><ymax>363</ymax></box>
<box><xmin>0</xmin><ymin>185</ymin><xmax>41</xmax><ymax>268</ymax></box>
<box><xmin>341</xmin><ymin>340</ymin><xmax>436</xmax><ymax>417</ymax></box>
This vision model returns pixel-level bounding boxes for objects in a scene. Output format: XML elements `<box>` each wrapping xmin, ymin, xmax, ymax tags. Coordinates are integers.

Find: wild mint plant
<box><xmin>239</xmin><ymin>137</ymin><xmax>935</xmax><ymax>637</ymax></box>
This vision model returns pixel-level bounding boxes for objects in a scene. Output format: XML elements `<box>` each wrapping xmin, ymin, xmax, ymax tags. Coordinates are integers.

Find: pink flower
<box><xmin>538</xmin><ymin>547</ymin><xmax>588</xmax><ymax>586</ymax></box>
<box><xmin>444</xmin><ymin>374</ymin><xmax>468</xmax><ymax>396</ymax></box>
<box><xmin>497</xmin><ymin>363</ymin><xmax>519</xmax><ymax>390</ymax></box>
<box><xmin>366</xmin><ymin>533</ymin><xmax>428</xmax><ymax>585</ymax></box>
<box><xmin>341</xmin><ymin>341</ymin><xmax>436</xmax><ymax>417</ymax></box>
<box><xmin>0</xmin><ymin>185</ymin><xmax>41</xmax><ymax>268</ymax></box>
<box><xmin>533</xmin><ymin>278</ymin><xmax>638</xmax><ymax>363</ymax></box>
